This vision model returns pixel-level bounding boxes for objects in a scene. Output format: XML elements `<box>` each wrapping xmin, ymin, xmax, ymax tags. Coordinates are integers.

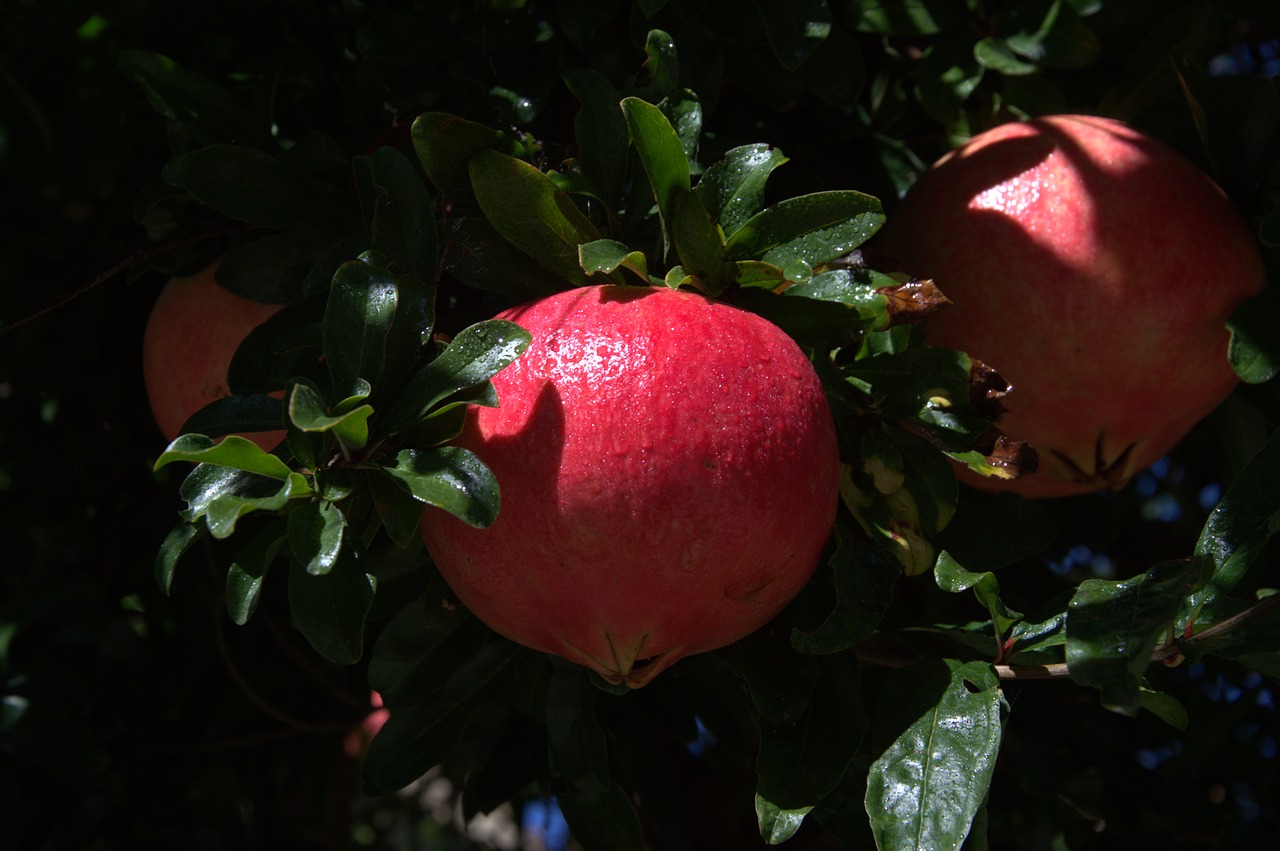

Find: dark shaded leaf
<box><xmin>558</xmin><ymin>784</ymin><xmax>646</xmax><ymax>851</ymax></box>
<box><xmin>546</xmin><ymin>668</ymin><xmax>611</xmax><ymax>794</ymax></box>
<box><xmin>162</xmin><ymin>144</ymin><xmax>354</xmax><ymax>230</ymax></box>
<box><xmin>793</xmin><ymin>523</ymin><xmax>899</xmax><ymax>655</ymax></box>
<box><xmin>562</xmin><ymin>67</ymin><xmax>630</xmax><ymax>208</ymax></box>
<box><xmin>219</xmin><ymin>227</ymin><xmax>351</xmax><ymax>303</ymax></box>
<box><xmin>1228</xmin><ymin>285</ymin><xmax>1280</xmax><ymax>384</ymax></box>
<box><xmin>934</xmin><ymin>551</ymin><xmax>1023</xmax><ymax>639</ymax></box>
<box><xmin>226</xmin><ymin>519</ymin><xmax>287</xmax><ymax>624</ymax></box>
<box><xmin>354</xmin><ymin>146</ymin><xmax>438</xmax><ymax>282</ymax></box>
<box><xmin>118</xmin><ymin>49</ymin><xmax>265</xmax><ymax>147</ymax></box>
<box><xmin>671</xmin><ymin>188</ymin><xmax>728</xmax><ymax>292</ymax></box>
<box><xmin>323</xmin><ymin>258</ymin><xmax>400</xmax><ymax>398</ymax></box>
<box><xmin>287</xmin><ymin>538</ymin><xmax>376</xmax><ymax>665</ymax></box>
<box><xmin>179</xmin><ymin>394</ymin><xmax>285</xmax><ymax>443</ymax></box>
<box><xmin>287</xmin><ymin>499</ymin><xmax>346</xmax><ymax>576</ymax></box>
<box><xmin>156</xmin><ymin>521</ymin><xmax>206</xmax><ymax>595</ymax></box>
<box><xmin>411</xmin><ymin>112</ymin><xmax>517</xmax><ymax>199</ymax></box>
<box><xmin>759</xmin><ymin>0</ymin><xmax>832</xmax><ymax>70</ymax></box>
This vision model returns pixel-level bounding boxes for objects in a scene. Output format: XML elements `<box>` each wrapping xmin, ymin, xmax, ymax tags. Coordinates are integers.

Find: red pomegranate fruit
<box><xmin>419</xmin><ymin>285</ymin><xmax>841</xmax><ymax>687</ymax></box>
<box><xmin>878</xmin><ymin>114</ymin><xmax>1265</xmax><ymax>498</ymax></box>
<box><xmin>143</xmin><ymin>262</ymin><xmax>285</xmax><ymax>450</ymax></box>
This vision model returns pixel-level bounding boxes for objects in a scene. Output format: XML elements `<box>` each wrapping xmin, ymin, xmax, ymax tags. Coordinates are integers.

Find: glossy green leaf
<box><xmin>1138</xmin><ymin>685</ymin><xmax>1189</xmax><ymax>731</ymax></box>
<box><xmin>118</xmin><ymin>49</ymin><xmax>265</xmax><ymax>147</ymax></box>
<box><xmin>162</xmin><ymin>144</ymin><xmax>353</xmax><ymax>230</ymax></box>
<box><xmin>287</xmin><ymin>538</ymin><xmax>376</xmax><ymax>665</ymax></box>
<box><xmin>1009</xmin><ymin>612</ymin><xmax>1066</xmax><ymax>661</ymax></box>
<box><xmin>411</xmin><ymin>112</ymin><xmax>516</xmax><ymax>199</ymax></box>
<box><xmin>622</xmin><ymin>96</ymin><xmax>691</xmax><ymax>255</ymax></box>
<box><xmin>578</xmin><ymin>239</ymin><xmax>649</xmax><ymax>281</ymax></box>
<box><xmin>287</xmin><ymin>381</ymin><xmax>374</xmax><ymax>450</ymax></box>
<box><xmin>367</xmin><ymin>471</ymin><xmax>430</xmax><ymax>549</ymax></box>
<box><xmin>659</xmin><ymin>89</ymin><xmax>702</xmax><ymax>170</ymax></box>
<box><xmin>469</xmin><ymin>148</ymin><xmax>604</xmax><ymax>284</ymax></box>
<box><xmin>793</xmin><ymin>522</ymin><xmax>899</xmax><ymax>654</ymax></box>
<box><xmin>640</xmin><ymin>29</ymin><xmax>679</xmax><ymax>99</ymax></box>
<box><xmin>697</xmin><ymin>144</ymin><xmax>790</xmax><ymax>238</ymax></box>
<box><xmin>935</xmin><ymin>551</ymin><xmax>1024</xmax><ymax>639</ymax></box>
<box><xmin>1067</xmin><ymin>558</ymin><xmax>1208</xmax><ymax>715</ymax></box>
<box><xmin>377</xmin><ymin>319</ymin><xmax>531</xmax><ymax>435</ymax></box>
<box><xmin>362</xmin><ymin>633</ymin><xmax>523</xmax><ymax>795</ymax></box>
<box><xmin>760</xmin><ymin>0</ymin><xmax>831</xmax><ymax>70</ymax></box>
<box><xmin>562</xmin><ymin>67</ymin><xmax>629</xmax><ymax>207</ymax></box>
<box><xmin>1180</xmin><ymin>429</ymin><xmax>1280</xmax><ymax>626</ymax></box>
<box><xmin>755</xmin><ymin>655</ymin><xmax>862</xmax><ymax>844</ymax></box>
<box><xmin>178</xmin><ymin>395</ymin><xmax>284</xmax><ymax>443</ymax></box>
<box><xmin>155</xmin><ymin>520</ymin><xmax>205</xmax><ymax>595</ymax></box>
<box><xmin>1003</xmin><ymin>0</ymin><xmax>1100</xmax><ymax>70</ymax></box>
<box><xmin>225</xmin><ymin>519</ymin><xmax>286</xmax><ymax>624</ymax></box>
<box><xmin>376</xmin><ymin>446</ymin><xmax>500</xmax><ymax>529</ymax></box>
<box><xmin>287</xmin><ymin>500</ymin><xmax>346</xmax><ymax>576</ymax></box>
<box><xmin>323</xmin><ymin>258</ymin><xmax>399</xmax><ymax>398</ymax></box>
<box><xmin>155</xmin><ymin>434</ymin><xmax>294</xmax><ymax>480</ymax></box>
<box><xmin>725</xmin><ymin>191</ymin><xmax>885</xmax><ymax>268</ymax></box>
<box><xmin>865</xmin><ymin>660</ymin><xmax>1005</xmax><ymax>851</ymax></box>
<box><xmin>354</xmin><ymin>146</ymin><xmax>438</xmax><ymax>282</ymax></box>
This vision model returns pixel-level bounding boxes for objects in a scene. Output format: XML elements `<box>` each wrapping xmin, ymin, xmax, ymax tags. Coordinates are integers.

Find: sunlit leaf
<box><xmin>622</xmin><ymin>96</ymin><xmax>691</xmax><ymax>256</ymax></box>
<box><xmin>156</xmin><ymin>520</ymin><xmax>205</xmax><ymax>595</ymax></box>
<box><xmin>323</xmin><ymin>257</ymin><xmax>400</xmax><ymax>398</ymax></box>
<box><xmin>697</xmin><ymin>144</ymin><xmax>790</xmax><ymax>238</ymax></box>
<box><xmin>865</xmin><ymin>660</ymin><xmax>1005</xmax><ymax>851</ymax></box>
<box><xmin>155</xmin><ymin>434</ymin><xmax>294</xmax><ymax>480</ymax></box>
<box><xmin>725</xmin><ymin>191</ymin><xmax>884</xmax><ymax>267</ymax></box>
<box><xmin>375</xmin><ymin>446</ymin><xmax>500</xmax><ymax>529</ymax></box>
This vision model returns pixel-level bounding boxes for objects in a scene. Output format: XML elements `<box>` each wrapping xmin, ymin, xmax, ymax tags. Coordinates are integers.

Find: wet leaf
<box><xmin>226</xmin><ymin>519</ymin><xmax>286</xmax><ymax>624</ymax></box>
<box><xmin>1067</xmin><ymin>558</ymin><xmax>1208</xmax><ymax>715</ymax></box>
<box><xmin>287</xmin><ymin>381</ymin><xmax>374</xmax><ymax>450</ymax></box>
<box><xmin>578</xmin><ymin>239</ymin><xmax>649</xmax><ymax>281</ymax></box>
<box><xmin>1228</xmin><ymin>285</ymin><xmax>1280</xmax><ymax>384</ymax></box>
<box><xmin>156</xmin><ymin>521</ymin><xmax>206</xmax><ymax>595</ymax></box>
<box><xmin>865</xmin><ymin>660</ymin><xmax>1005</xmax><ymax>851</ymax></box>
<box><xmin>725</xmin><ymin>191</ymin><xmax>885</xmax><ymax>268</ymax></box>
<box><xmin>155</xmin><ymin>434</ymin><xmax>294</xmax><ymax>480</ymax></box>
<box><xmin>935</xmin><ymin>551</ymin><xmax>1023</xmax><ymax>639</ymax></box>
<box><xmin>287</xmin><ymin>499</ymin><xmax>346</xmax><ymax>576</ymax></box>
<box><xmin>672</xmin><ymin>187</ymin><xmax>728</xmax><ymax>293</ymax></box>
<box><xmin>375</xmin><ymin>446</ymin><xmax>500</xmax><ymax>529</ymax></box>
<box><xmin>323</xmin><ymin>258</ymin><xmax>400</xmax><ymax>398</ymax></box>
<box><xmin>1180</xmin><ymin>429</ymin><xmax>1280</xmax><ymax>626</ymax></box>
<box><xmin>697</xmin><ymin>143</ymin><xmax>790</xmax><ymax>238</ymax></box>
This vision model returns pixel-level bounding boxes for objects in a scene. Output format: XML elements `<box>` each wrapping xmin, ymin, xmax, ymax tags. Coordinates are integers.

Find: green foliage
<box><xmin>3</xmin><ymin>0</ymin><xmax>1280</xmax><ymax>849</ymax></box>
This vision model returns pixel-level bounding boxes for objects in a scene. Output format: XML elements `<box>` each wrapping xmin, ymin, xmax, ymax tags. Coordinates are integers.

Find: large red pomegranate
<box><xmin>142</xmin><ymin>261</ymin><xmax>285</xmax><ymax>450</ymax></box>
<box><xmin>878</xmin><ymin>114</ymin><xmax>1265</xmax><ymax>498</ymax></box>
<box><xmin>419</xmin><ymin>285</ymin><xmax>840</xmax><ymax>687</ymax></box>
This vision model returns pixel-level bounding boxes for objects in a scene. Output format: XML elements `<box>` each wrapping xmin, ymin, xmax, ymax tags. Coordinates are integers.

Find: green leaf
<box><xmin>1138</xmin><ymin>685</ymin><xmax>1189</xmax><ymax>731</ymax></box>
<box><xmin>155</xmin><ymin>434</ymin><xmax>294</xmax><ymax>480</ymax></box>
<box><xmin>1180</xmin><ymin>429</ymin><xmax>1280</xmax><ymax>626</ymax></box>
<box><xmin>578</xmin><ymin>239</ymin><xmax>649</xmax><ymax>281</ymax></box>
<box><xmin>854</xmin><ymin>0</ymin><xmax>966</xmax><ymax>36</ymax></box>
<box><xmin>179</xmin><ymin>394</ymin><xmax>285</xmax><ymax>443</ymax></box>
<box><xmin>697</xmin><ymin>144</ymin><xmax>790</xmax><ymax>238</ymax></box>
<box><xmin>916</xmin><ymin>37</ymin><xmax>985</xmax><ymax>125</ymax></box>
<box><xmin>226</xmin><ymin>520</ymin><xmax>286</xmax><ymax>624</ymax></box>
<box><xmin>162</xmin><ymin>144</ymin><xmax>354</xmax><ymax>230</ymax></box>
<box><xmin>562</xmin><ymin>67</ymin><xmax>630</xmax><ymax>208</ymax></box>
<box><xmin>716</xmin><ymin>629</ymin><xmax>821</xmax><ymax>726</ymax></box>
<box><xmin>287</xmin><ymin>500</ymin><xmax>347</xmax><ymax>576</ymax></box>
<box><xmin>865</xmin><ymin>660</ymin><xmax>1005</xmax><ymax>851</ymax></box>
<box><xmin>755</xmin><ymin>655</ymin><xmax>862</xmax><ymax>844</ymax></box>
<box><xmin>178</xmin><ymin>463</ymin><xmax>311</xmax><ymax>539</ymax></box>
<box><xmin>367</xmin><ymin>472</ymin><xmax>430</xmax><ymax>549</ymax></box>
<box><xmin>1003</xmin><ymin>0</ymin><xmax>1100</xmax><ymax>70</ymax></box>
<box><xmin>353</xmin><ymin>146</ymin><xmax>438</xmax><ymax>282</ymax></box>
<box><xmin>156</xmin><ymin>521</ymin><xmax>206</xmax><ymax>595</ymax></box>
<box><xmin>469</xmin><ymin>148</ymin><xmax>604</xmax><ymax>284</ymax></box>
<box><xmin>287</xmin><ymin>538</ymin><xmax>376</xmax><ymax>665</ymax></box>
<box><xmin>411</xmin><ymin>112</ymin><xmax>516</xmax><ymax>199</ymax></box>
<box><xmin>376</xmin><ymin>447</ymin><xmax>500</xmax><ymax>529</ymax></box>
<box><xmin>378</xmin><ymin>319</ymin><xmax>531</xmax><ymax>435</ymax></box>
<box><xmin>725</xmin><ymin>191</ymin><xmax>885</xmax><ymax>268</ymax></box>
<box><xmin>934</xmin><ymin>551</ymin><xmax>1024</xmax><ymax>639</ymax></box>
<box><xmin>974</xmin><ymin>37</ymin><xmax>1039</xmax><ymax>76</ymax></box>
<box><xmin>731</xmin><ymin>289</ymin><xmax>869</xmax><ymax>350</ymax></box>
<box><xmin>1228</xmin><ymin>286</ymin><xmax>1280</xmax><ymax>384</ymax></box>
<box><xmin>792</xmin><ymin>522</ymin><xmax>899</xmax><ymax>654</ymax></box>
<box><xmin>672</xmin><ymin>188</ymin><xmax>728</xmax><ymax>293</ymax></box>
<box><xmin>793</xmin><ymin>24</ymin><xmax>866</xmax><ymax>109</ymax></box>
<box><xmin>621</xmin><ymin>96</ymin><xmax>692</xmax><ymax>256</ymax></box>
<box><xmin>445</xmin><ymin>211</ymin><xmax>573</xmax><ymax>299</ymax></box>
<box><xmin>323</xmin><ymin>258</ymin><xmax>400</xmax><ymax>398</ymax></box>
<box><xmin>844</xmin><ymin>346</ymin><xmax>972</xmax><ymax>420</ymax></box>
<box><xmin>759</xmin><ymin>0</ymin><xmax>832</xmax><ymax>70</ymax></box>
<box><xmin>117</xmin><ymin>49</ymin><xmax>265</xmax><ymax>147</ymax></box>
<box><xmin>640</xmin><ymin>29</ymin><xmax>679</xmax><ymax>99</ymax></box>
<box><xmin>1067</xmin><ymin>558</ymin><xmax>1208</xmax><ymax>715</ymax></box>
<box><xmin>362</xmin><ymin>633</ymin><xmax>523</xmax><ymax>795</ymax></box>
<box><xmin>287</xmin><ymin>381</ymin><xmax>374</xmax><ymax>451</ymax></box>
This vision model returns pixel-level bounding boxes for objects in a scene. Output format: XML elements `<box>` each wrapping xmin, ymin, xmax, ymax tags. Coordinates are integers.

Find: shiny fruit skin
<box><xmin>878</xmin><ymin>115</ymin><xmax>1265</xmax><ymax>498</ymax></box>
<box><xmin>142</xmin><ymin>262</ymin><xmax>284</xmax><ymax>450</ymax></box>
<box><xmin>419</xmin><ymin>285</ymin><xmax>840</xmax><ymax>687</ymax></box>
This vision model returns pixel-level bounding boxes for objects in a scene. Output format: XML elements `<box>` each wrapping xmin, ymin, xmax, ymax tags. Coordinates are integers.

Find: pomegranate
<box><xmin>142</xmin><ymin>261</ymin><xmax>285</xmax><ymax>450</ymax></box>
<box><xmin>878</xmin><ymin>115</ymin><xmax>1265</xmax><ymax>498</ymax></box>
<box><xmin>419</xmin><ymin>285</ymin><xmax>840</xmax><ymax>687</ymax></box>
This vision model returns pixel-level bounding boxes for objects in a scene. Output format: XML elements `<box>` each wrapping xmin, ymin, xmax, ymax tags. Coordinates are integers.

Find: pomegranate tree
<box><xmin>419</xmin><ymin>284</ymin><xmax>841</xmax><ymax>687</ymax></box>
<box><xmin>142</xmin><ymin>262</ymin><xmax>285</xmax><ymax>450</ymax></box>
<box><xmin>878</xmin><ymin>115</ymin><xmax>1265</xmax><ymax>498</ymax></box>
